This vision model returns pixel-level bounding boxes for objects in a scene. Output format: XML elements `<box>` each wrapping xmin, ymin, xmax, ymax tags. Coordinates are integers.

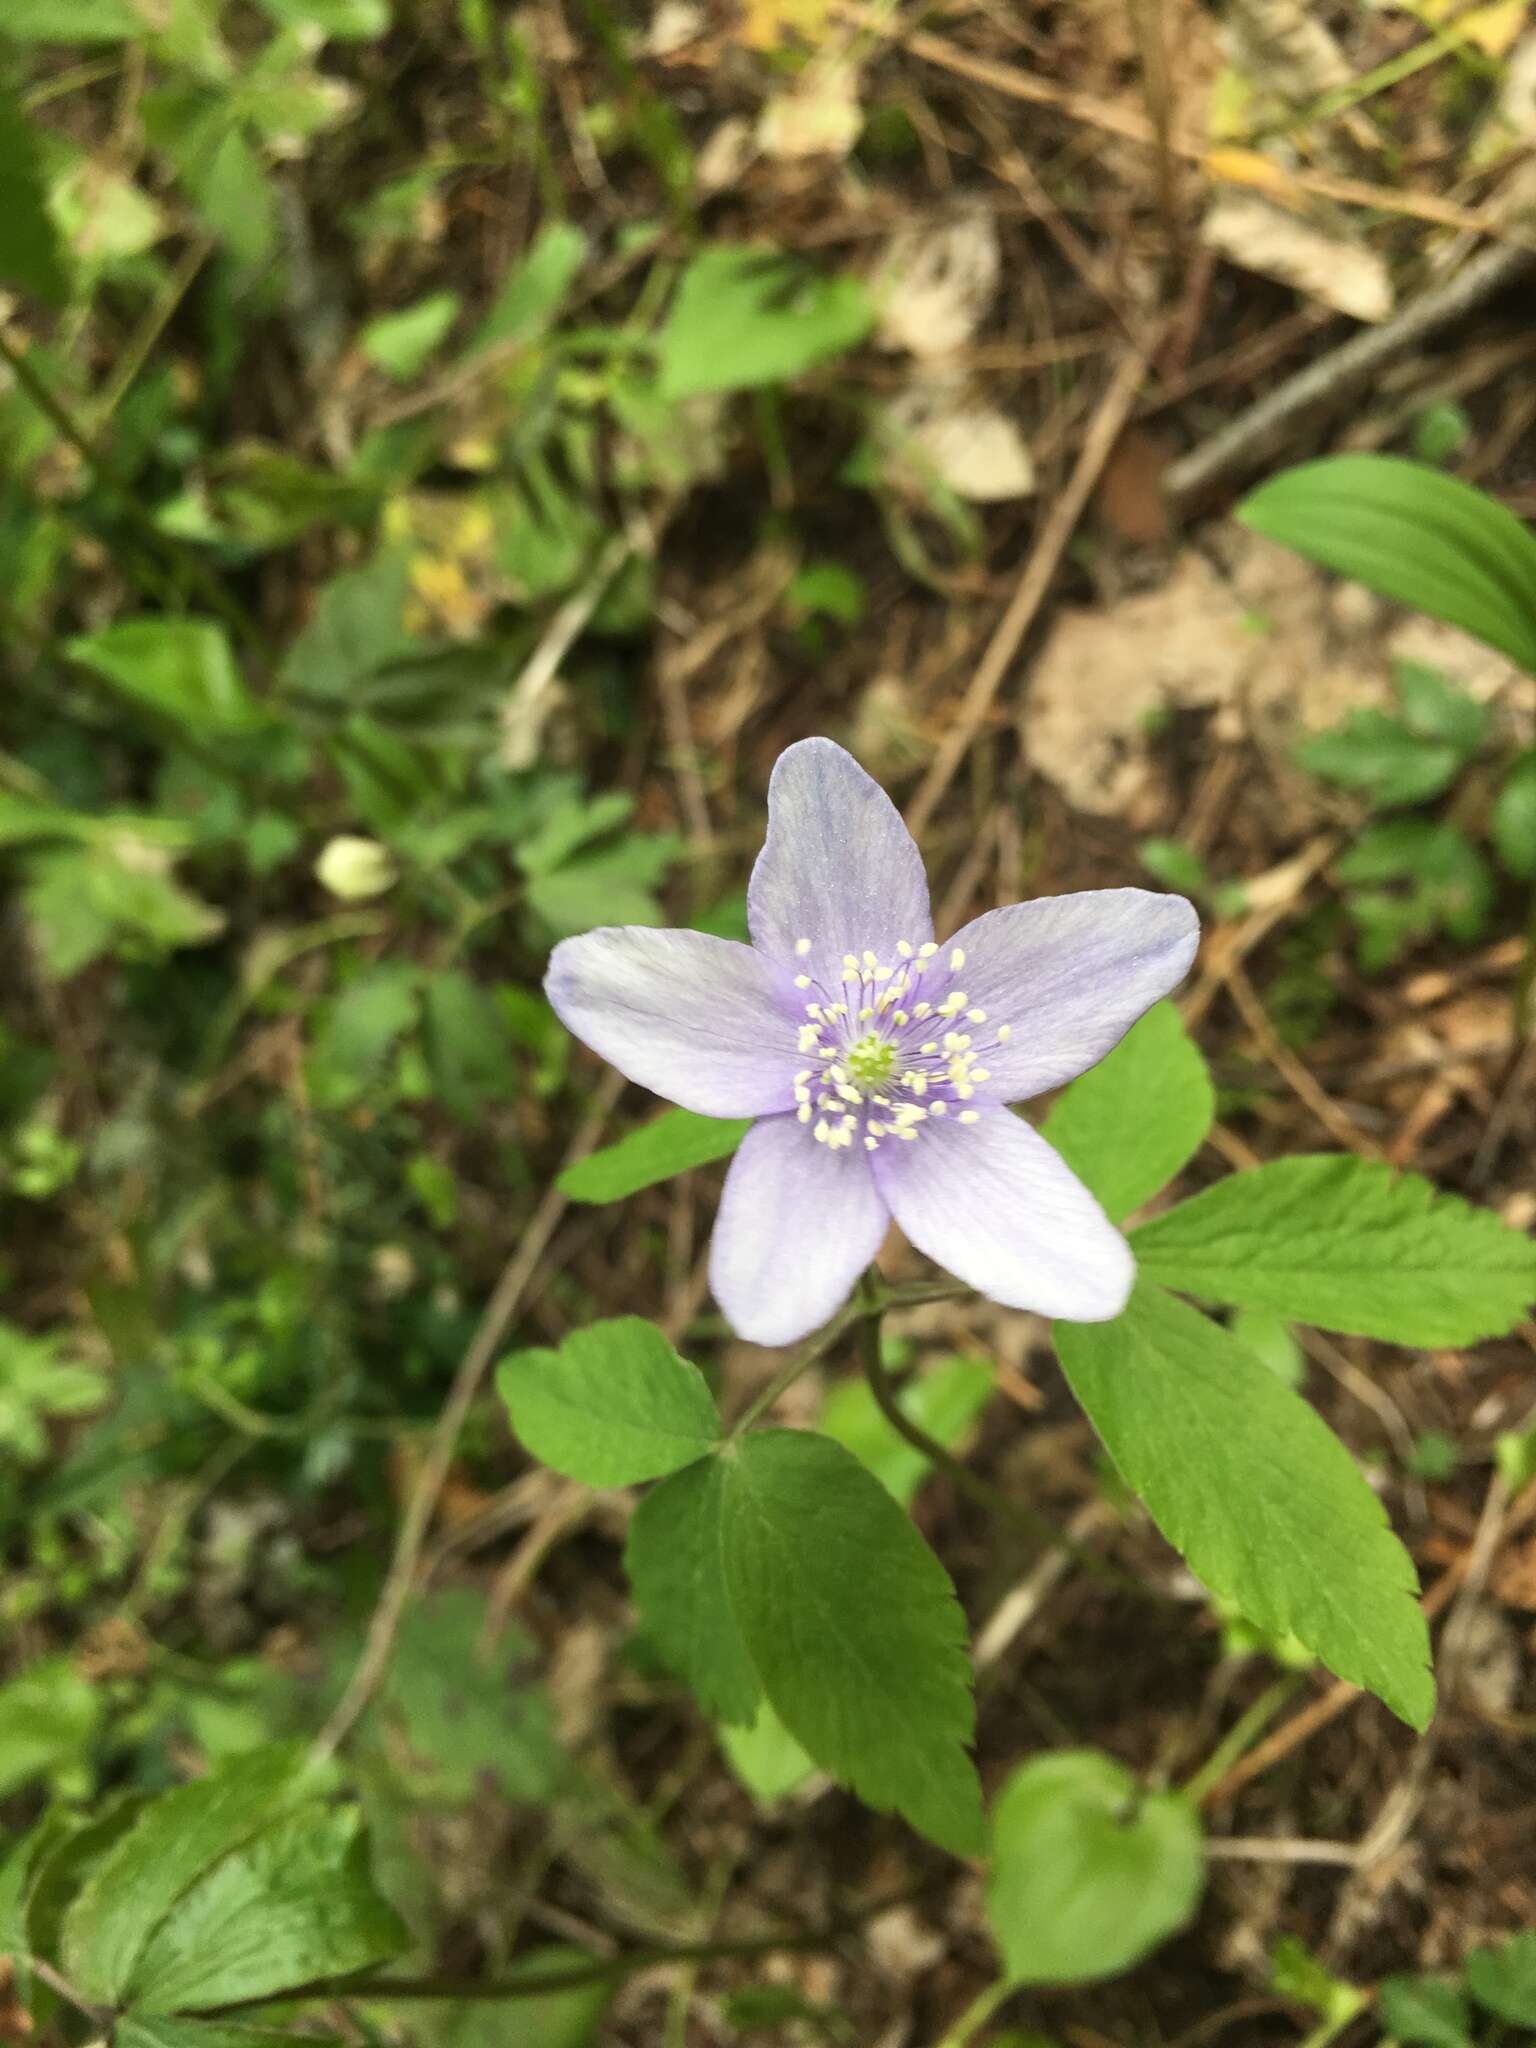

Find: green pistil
<box><xmin>846</xmin><ymin>1033</ymin><xmax>898</xmax><ymax>1087</ymax></box>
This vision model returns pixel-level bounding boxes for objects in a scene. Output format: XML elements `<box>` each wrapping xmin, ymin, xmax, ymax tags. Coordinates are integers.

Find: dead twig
<box><xmin>905</xmin><ymin>347</ymin><xmax>1150</xmax><ymax>841</ymax></box>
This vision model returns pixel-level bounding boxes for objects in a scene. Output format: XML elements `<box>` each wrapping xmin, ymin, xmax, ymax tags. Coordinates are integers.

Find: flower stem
<box><xmin>933</xmin><ymin>1977</ymin><xmax>1014</xmax><ymax>2048</ymax></box>
<box><xmin>856</xmin><ymin>1283</ymin><xmax>1168</xmax><ymax>1601</ymax></box>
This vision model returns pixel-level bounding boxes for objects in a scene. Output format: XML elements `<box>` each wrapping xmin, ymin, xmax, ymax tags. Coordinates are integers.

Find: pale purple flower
<box><xmin>546</xmin><ymin>739</ymin><xmax>1199</xmax><ymax>1347</ymax></box>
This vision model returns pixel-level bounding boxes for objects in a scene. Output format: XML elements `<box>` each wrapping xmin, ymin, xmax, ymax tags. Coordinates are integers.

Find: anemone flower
<box><xmin>547</xmin><ymin>738</ymin><xmax>1199</xmax><ymax>1347</ymax></box>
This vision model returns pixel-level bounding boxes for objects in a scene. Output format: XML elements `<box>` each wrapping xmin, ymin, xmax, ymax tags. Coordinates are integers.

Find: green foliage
<box><xmin>1041</xmin><ymin>1002</ymin><xmax>1213</xmax><ymax>1222</ymax></box>
<box><xmin>361</xmin><ymin>292</ymin><xmax>461</xmax><ymax>381</ymax></box>
<box><xmin>557</xmin><ymin>1106</ymin><xmax>753</xmax><ymax>1202</ymax></box>
<box><xmin>1297</xmin><ymin>661</ymin><xmax>1486</xmax><ymax>809</ymax></box>
<box><xmin>1332</xmin><ymin>819</ymin><xmax>1492</xmax><ymax>970</ymax></box>
<box><xmin>0</xmin><ymin>1657</ymin><xmax>102</xmax><ymax>1799</ymax></box>
<box><xmin>986</xmin><ymin>1750</ymin><xmax>1204</xmax><ymax>1986</ymax></box>
<box><xmin>0</xmin><ymin>87</ymin><xmax>68</xmax><ymax>304</ymax></box>
<box><xmin>1238</xmin><ymin>455</ymin><xmax>1536</xmax><ymax>674</ymax></box>
<box><xmin>626</xmin><ymin>1455</ymin><xmax>762</xmax><ymax>1726</ymax></box>
<box><xmin>1056</xmin><ymin>1284</ymin><xmax>1433</xmax><ymax>1726</ymax></box>
<box><xmin>1378</xmin><ymin>1974</ymin><xmax>1474</xmax><ymax>2047</ymax></box>
<box><xmin>1466</xmin><ymin>1931</ymin><xmax>1536</xmax><ymax>2025</ymax></box>
<box><xmin>1133</xmin><ymin>1154</ymin><xmax>1536</xmax><ymax>1347</ymax></box>
<box><xmin>66</xmin><ymin>618</ymin><xmax>263</xmax><ymax>734</ymax></box>
<box><xmin>657</xmin><ymin>244</ymin><xmax>873</xmax><ymax>398</ymax></box>
<box><xmin>1493</xmin><ymin>748</ymin><xmax>1536</xmax><ymax>878</ymax></box>
<box><xmin>0</xmin><ymin>1321</ymin><xmax>107</xmax><ymax>1462</ymax></box>
<box><xmin>818</xmin><ymin>1352</ymin><xmax>993</xmax><ymax>1506</ymax></box>
<box><xmin>718</xmin><ymin>1430</ymin><xmax>982</xmax><ymax>1855</ymax></box>
<box><xmin>499</xmin><ymin>1318</ymin><xmax>721</xmax><ymax>1486</ymax></box>
<box><xmin>718</xmin><ymin>1698</ymin><xmax>815</xmax><ymax>1809</ymax></box>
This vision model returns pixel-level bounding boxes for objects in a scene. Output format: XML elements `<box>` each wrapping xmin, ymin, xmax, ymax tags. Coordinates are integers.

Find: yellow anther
<box><xmin>795</xmin><ymin>937</ymin><xmax>813</xmax><ymax>956</ymax></box>
<box><xmin>949</xmin><ymin>947</ymin><xmax>966</xmax><ymax>970</ymax></box>
<box><xmin>968</xmin><ymin>1009</ymin><xmax>987</xmax><ymax>1024</ymax></box>
<box><xmin>794</xmin><ymin>974</ymin><xmax>811</xmax><ymax>989</ymax></box>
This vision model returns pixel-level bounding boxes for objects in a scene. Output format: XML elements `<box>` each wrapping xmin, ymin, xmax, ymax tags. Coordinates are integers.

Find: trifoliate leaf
<box><xmin>1056</xmin><ymin>1283</ymin><xmax>1433</xmax><ymax>1727</ymax></box>
<box><xmin>626</xmin><ymin>1455</ymin><xmax>761</xmax><ymax>1725</ymax></box>
<box><xmin>987</xmin><ymin>1750</ymin><xmax>1204</xmax><ymax>1985</ymax></box>
<box><xmin>126</xmin><ymin>1803</ymin><xmax>406</xmax><ymax>2011</ymax></box>
<box><xmin>1133</xmin><ymin>1154</ymin><xmax>1536</xmax><ymax>1346</ymax></box>
<box><xmin>63</xmin><ymin>1743</ymin><xmax>321</xmax><ymax>2002</ymax></box>
<box><xmin>719</xmin><ymin>1429</ymin><xmax>982</xmax><ymax>1854</ymax></box>
<box><xmin>499</xmin><ymin>1319</ymin><xmax>720</xmax><ymax>1486</ymax></box>
<box><xmin>1041</xmin><ymin>1002</ymin><xmax>1213</xmax><ymax>1223</ymax></box>
<box><xmin>557</xmin><ymin>1106</ymin><xmax>752</xmax><ymax>1203</ymax></box>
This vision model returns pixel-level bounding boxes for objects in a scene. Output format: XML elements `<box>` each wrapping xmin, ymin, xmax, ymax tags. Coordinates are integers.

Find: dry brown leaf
<box><xmin>1203</xmin><ymin>192</ymin><xmax>1394</xmax><ymax>320</ymax></box>
<box><xmin>884</xmin><ymin>380</ymin><xmax>1036</xmax><ymax>501</ymax></box>
<box><xmin>873</xmin><ymin>212</ymin><xmax>1001</xmax><ymax>357</ymax></box>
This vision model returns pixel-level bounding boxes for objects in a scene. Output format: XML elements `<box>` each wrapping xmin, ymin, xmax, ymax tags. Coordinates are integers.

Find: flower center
<box><xmin>787</xmin><ymin>939</ymin><xmax>1015</xmax><ymax>1154</ymax></box>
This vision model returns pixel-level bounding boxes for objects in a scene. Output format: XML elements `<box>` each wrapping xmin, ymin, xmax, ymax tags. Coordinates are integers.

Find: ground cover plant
<box><xmin>4</xmin><ymin>0</ymin><xmax>1536</xmax><ymax>2042</ymax></box>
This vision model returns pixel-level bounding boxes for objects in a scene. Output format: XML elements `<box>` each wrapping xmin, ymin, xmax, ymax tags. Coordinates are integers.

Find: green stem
<box><xmin>1178</xmin><ymin>1672</ymin><xmax>1306</xmax><ymax>1807</ymax></box>
<box><xmin>856</xmin><ymin>1284</ymin><xmax>1162</xmax><ymax>1597</ymax></box>
<box><xmin>934</xmin><ymin>1978</ymin><xmax>1014</xmax><ymax>2048</ymax></box>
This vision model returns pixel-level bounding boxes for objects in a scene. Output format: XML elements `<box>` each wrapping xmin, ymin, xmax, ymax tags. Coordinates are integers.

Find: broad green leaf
<box><xmin>24</xmin><ymin>842</ymin><xmax>223</xmax><ymax>977</ymax></box>
<box><xmin>1493</xmin><ymin>748</ymin><xmax>1536</xmax><ymax>879</ymax></box>
<box><xmin>657</xmin><ymin>244</ymin><xmax>872</xmax><ymax>399</ymax></box>
<box><xmin>118</xmin><ymin>2022</ymin><xmax>317</xmax><ymax>2048</ymax></box>
<box><xmin>1377</xmin><ymin>1975</ymin><xmax>1474</xmax><ymax>2048</ymax></box>
<box><xmin>1133</xmin><ymin>1154</ymin><xmax>1536</xmax><ymax>1346</ymax></box>
<box><xmin>987</xmin><ymin>1750</ymin><xmax>1204</xmax><ymax>1986</ymax></box>
<box><xmin>383</xmin><ymin>1589</ymin><xmax>561</xmax><ymax>1805</ymax></box>
<box><xmin>719</xmin><ymin>1698</ymin><xmax>815</xmax><ymax>1809</ymax></box>
<box><xmin>1239</xmin><ymin>456</ymin><xmax>1536</xmax><ymax>674</ymax></box>
<box><xmin>1297</xmin><ymin>711</ymin><xmax>1463</xmax><ymax>810</ymax></box>
<box><xmin>1466</xmin><ymin>1931</ymin><xmax>1536</xmax><ymax>2025</ymax></box>
<box><xmin>719</xmin><ymin>1429</ymin><xmax>982</xmax><ymax>1854</ymax></box>
<box><xmin>0</xmin><ymin>88</ymin><xmax>68</xmax><ymax>304</ymax></box>
<box><xmin>557</xmin><ymin>1106</ymin><xmax>752</xmax><ymax>1203</ymax></box>
<box><xmin>1393</xmin><ymin>660</ymin><xmax>1487</xmax><ymax>752</ymax></box>
<box><xmin>1041</xmin><ymin>1002</ymin><xmax>1213</xmax><ymax>1223</ymax></box>
<box><xmin>818</xmin><ymin>1353</ymin><xmax>994</xmax><ymax>1506</ymax></box>
<box><xmin>361</xmin><ymin>291</ymin><xmax>460</xmax><ymax>380</ymax></box>
<box><xmin>0</xmin><ymin>1657</ymin><xmax>102</xmax><ymax>1801</ymax></box>
<box><xmin>499</xmin><ymin>1318</ymin><xmax>720</xmax><ymax>1486</ymax></box>
<box><xmin>63</xmin><ymin>1742</ymin><xmax>320</xmax><ymax>2002</ymax></box>
<box><xmin>1056</xmin><ymin>1284</ymin><xmax>1433</xmax><ymax>1727</ymax></box>
<box><xmin>1229</xmin><ymin>1308</ymin><xmax>1303</xmax><ymax>1387</ymax></box>
<box><xmin>467</xmin><ymin>222</ymin><xmax>587</xmax><ymax>355</ymax></box>
<box><xmin>2</xmin><ymin>0</ymin><xmax>144</xmax><ymax>36</ymax></box>
<box><xmin>626</xmin><ymin>1456</ymin><xmax>761</xmax><ymax>1725</ymax></box>
<box><xmin>1334</xmin><ymin>820</ymin><xmax>1492</xmax><ymax>970</ymax></box>
<box><xmin>66</xmin><ymin>619</ymin><xmax>262</xmax><ymax>734</ymax></box>
<box><xmin>127</xmin><ymin>1802</ymin><xmax>406</xmax><ymax>2011</ymax></box>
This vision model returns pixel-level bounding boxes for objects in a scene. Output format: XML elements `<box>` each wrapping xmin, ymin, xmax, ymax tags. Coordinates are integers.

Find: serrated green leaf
<box><xmin>657</xmin><ymin>244</ymin><xmax>872</xmax><ymax>400</ymax></box>
<box><xmin>818</xmin><ymin>1353</ymin><xmax>993</xmax><ymax>1507</ymax></box>
<box><xmin>117</xmin><ymin>2021</ymin><xmax>317</xmax><ymax>2048</ymax></box>
<box><xmin>557</xmin><ymin>1106</ymin><xmax>752</xmax><ymax>1203</ymax></box>
<box><xmin>626</xmin><ymin>1456</ymin><xmax>761</xmax><ymax>1725</ymax></box>
<box><xmin>1493</xmin><ymin>748</ymin><xmax>1536</xmax><ymax>879</ymax></box>
<box><xmin>719</xmin><ymin>1698</ymin><xmax>816</xmax><ymax>1809</ymax></box>
<box><xmin>1239</xmin><ymin>456</ymin><xmax>1536</xmax><ymax>674</ymax></box>
<box><xmin>2</xmin><ymin>0</ymin><xmax>144</xmax><ymax>36</ymax></box>
<box><xmin>499</xmin><ymin>1319</ymin><xmax>720</xmax><ymax>1486</ymax></box>
<box><xmin>66</xmin><ymin>619</ymin><xmax>262</xmax><ymax>734</ymax></box>
<box><xmin>719</xmin><ymin>1429</ymin><xmax>982</xmax><ymax>1854</ymax></box>
<box><xmin>1466</xmin><ymin>1931</ymin><xmax>1536</xmax><ymax>2025</ymax></box>
<box><xmin>63</xmin><ymin>1742</ymin><xmax>320</xmax><ymax>2002</ymax></box>
<box><xmin>127</xmin><ymin>1802</ymin><xmax>406</xmax><ymax>2011</ymax></box>
<box><xmin>1377</xmin><ymin>1975</ymin><xmax>1474</xmax><ymax>2048</ymax></box>
<box><xmin>1041</xmin><ymin>1002</ymin><xmax>1213</xmax><ymax>1223</ymax></box>
<box><xmin>1133</xmin><ymin>1154</ymin><xmax>1536</xmax><ymax>1346</ymax></box>
<box><xmin>0</xmin><ymin>88</ymin><xmax>68</xmax><ymax>305</ymax></box>
<box><xmin>1056</xmin><ymin>1284</ymin><xmax>1433</xmax><ymax>1727</ymax></box>
<box><xmin>987</xmin><ymin>1750</ymin><xmax>1204</xmax><ymax>1986</ymax></box>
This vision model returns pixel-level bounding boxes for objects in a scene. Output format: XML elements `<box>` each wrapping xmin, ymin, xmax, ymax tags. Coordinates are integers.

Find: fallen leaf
<box><xmin>1202</xmin><ymin>192</ymin><xmax>1393</xmax><ymax>321</ymax></box>
<box><xmin>884</xmin><ymin>379</ymin><xmax>1035</xmax><ymax>502</ymax></box>
<box><xmin>757</xmin><ymin>59</ymin><xmax>863</xmax><ymax>160</ymax></box>
<box><xmin>874</xmin><ymin>211</ymin><xmax>1001</xmax><ymax>357</ymax></box>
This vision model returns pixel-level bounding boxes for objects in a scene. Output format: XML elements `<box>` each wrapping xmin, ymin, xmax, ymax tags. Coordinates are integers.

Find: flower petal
<box><xmin>944</xmin><ymin>889</ymin><xmax>1199</xmax><ymax>1101</ymax></box>
<box><xmin>872</xmin><ymin>1106</ymin><xmax>1133</xmax><ymax>1321</ymax></box>
<box><xmin>748</xmin><ymin>737</ymin><xmax>933</xmax><ymax>973</ymax></box>
<box><xmin>546</xmin><ymin>927</ymin><xmax>796</xmax><ymax>1117</ymax></box>
<box><xmin>711</xmin><ymin>1115</ymin><xmax>889</xmax><ymax>1346</ymax></box>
